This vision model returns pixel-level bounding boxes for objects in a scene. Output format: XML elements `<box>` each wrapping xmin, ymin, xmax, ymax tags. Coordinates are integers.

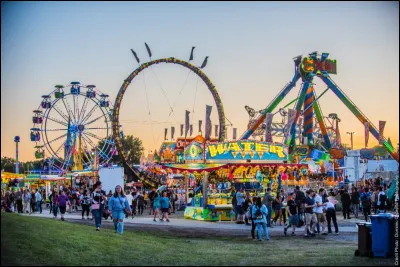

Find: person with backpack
<box><xmin>251</xmin><ymin>196</ymin><xmax>269</xmax><ymax>241</ymax></box>
<box><xmin>376</xmin><ymin>186</ymin><xmax>388</xmax><ymax>214</ymax></box>
<box><xmin>360</xmin><ymin>187</ymin><xmax>372</xmax><ymax>222</ymax></box>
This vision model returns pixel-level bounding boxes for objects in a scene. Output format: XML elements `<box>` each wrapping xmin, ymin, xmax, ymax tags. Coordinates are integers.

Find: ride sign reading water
<box><xmin>206</xmin><ymin>141</ymin><xmax>287</xmax><ymax>161</ymax></box>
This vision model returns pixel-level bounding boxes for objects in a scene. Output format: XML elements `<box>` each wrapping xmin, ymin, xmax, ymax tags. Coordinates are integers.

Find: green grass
<box><xmin>1</xmin><ymin>213</ymin><xmax>394</xmax><ymax>266</ymax></box>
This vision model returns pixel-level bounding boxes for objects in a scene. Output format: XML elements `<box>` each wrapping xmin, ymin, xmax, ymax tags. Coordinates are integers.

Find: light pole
<box><xmin>14</xmin><ymin>136</ymin><xmax>20</xmax><ymax>174</ymax></box>
<box><xmin>346</xmin><ymin>132</ymin><xmax>355</xmax><ymax>150</ymax></box>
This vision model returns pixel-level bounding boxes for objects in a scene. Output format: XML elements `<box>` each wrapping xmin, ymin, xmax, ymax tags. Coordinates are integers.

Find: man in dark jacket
<box><xmin>294</xmin><ymin>186</ymin><xmax>306</xmax><ymax>225</ymax></box>
<box><xmin>340</xmin><ymin>188</ymin><xmax>351</xmax><ymax>219</ymax></box>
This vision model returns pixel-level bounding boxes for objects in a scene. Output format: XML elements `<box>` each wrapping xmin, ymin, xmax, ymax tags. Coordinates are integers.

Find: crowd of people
<box><xmin>1</xmin><ymin>176</ymin><xmax>394</xmax><ymax>238</ymax></box>
<box><xmin>229</xmin><ymin>177</ymin><xmax>393</xmax><ymax>241</ymax></box>
<box><xmin>1</xmin><ymin>181</ymin><xmax>180</xmax><ymax>235</ymax></box>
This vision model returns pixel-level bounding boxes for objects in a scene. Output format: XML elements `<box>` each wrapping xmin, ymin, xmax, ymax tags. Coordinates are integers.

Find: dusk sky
<box><xmin>1</xmin><ymin>1</ymin><xmax>399</xmax><ymax>162</ymax></box>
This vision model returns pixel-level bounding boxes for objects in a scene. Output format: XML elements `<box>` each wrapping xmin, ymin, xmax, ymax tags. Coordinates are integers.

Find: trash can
<box><xmin>369</xmin><ymin>213</ymin><xmax>396</xmax><ymax>258</ymax></box>
<box><xmin>354</xmin><ymin>222</ymin><xmax>372</xmax><ymax>257</ymax></box>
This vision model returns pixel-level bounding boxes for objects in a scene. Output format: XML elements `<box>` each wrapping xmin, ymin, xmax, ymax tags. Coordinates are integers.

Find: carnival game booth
<box><xmin>1</xmin><ymin>171</ymin><xmax>25</xmax><ymax>195</ymax></box>
<box><xmin>67</xmin><ymin>170</ymin><xmax>99</xmax><ymax>191</ymax></box>
<box><xmin>161</xmin><ymin>140</ymin><xmax>309</xmax><ymax>221</ymax></box>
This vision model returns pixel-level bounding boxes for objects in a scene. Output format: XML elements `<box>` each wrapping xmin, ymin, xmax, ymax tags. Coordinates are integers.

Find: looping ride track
<box><xmin>112</xmin><ymin>57</ymin><xmax>226</xmax><ymax>187</ymax></box>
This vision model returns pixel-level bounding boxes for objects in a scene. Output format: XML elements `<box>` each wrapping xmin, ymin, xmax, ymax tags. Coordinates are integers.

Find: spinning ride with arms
<box><xmin>240</xmin><ymin>52</ymin><xmax>398</xmax><ymax>163</ymax></box>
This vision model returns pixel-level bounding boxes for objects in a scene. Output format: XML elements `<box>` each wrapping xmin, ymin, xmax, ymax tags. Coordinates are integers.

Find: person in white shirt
<box><xmin>313</xmin><ymin>188</ymin><xmax>327</xmax><ymax>235</ymax></box>
<box><xmin>125</xmin><ymin>189</ymin><xmax>134</xmax><ymax>218</ymax></box>
<box><xmin>325</xmin><ymin>196</ymin><xmax>339</xmax><ymax>235</ymax></box>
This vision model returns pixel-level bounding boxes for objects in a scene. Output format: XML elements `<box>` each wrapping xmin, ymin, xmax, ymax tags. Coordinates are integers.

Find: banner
<box><xmin>264</xmin><ymin>113</ymin><xmax>274</xmax><ymax>142</ymax></box>
<box><xmin>232</xmin><ymin>128</ymin><xmax>237</xmax><ymax>140</ymax></box>
<box><xmin>379</xmin><ymin>120</ymin><xmax>386</xmax><ymax>145</ymax></box>
<box><xmin>171</xmin><ymin>126</ymin><xmax>175</xmax><ymax>140</ymax></box>
<box><xmin>198</xmin><ymin>120</ymin><xmax>203</xmax><ymax>134</ymax></box>
<box><xmin>206</xmin><ymin>141</ymin><xmax>288</xmax><ymax>161</ymax></box>
<box><xmin>185</xmin><ymin>110</ymin><xmax>190</xmax><ymax>138</ymax></box>
<box><xmin>205</xmin><ymin>105</ymin><xmax>213</xmax><ymax>140</ymax></box>
<box><xmin>364</xmin><ymin>122</ymin><xmax>369</xmax><ymax>148</ymax></box>
<box><xmin>215</xmin><ymin>125</ymin><xmax>219</xmax><ymax>137</ymax></box>
<box><xmin>164</xmin><ymin>128</ymin><xmax>168</xmax><ymax>141</ymax></box>
<box><xmin>180</xmin><ymin>124</ymin><xmax>184</xmax><ymax>137</ymax></box>
<box><xmin>189</xmin><ymin>125</ymin><xmax>193</xmax><ymax>136</ymax></box>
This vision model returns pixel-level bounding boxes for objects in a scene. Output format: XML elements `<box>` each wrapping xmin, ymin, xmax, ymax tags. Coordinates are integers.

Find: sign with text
<box><xmin>205</xmin><ymin>141</ymin><xmax>288</xmax><ymax>161</ymax></box>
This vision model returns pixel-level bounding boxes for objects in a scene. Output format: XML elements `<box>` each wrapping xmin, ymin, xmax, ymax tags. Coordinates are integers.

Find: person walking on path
<box><xmin>15</xmin><ymin>188</ymin><xmax>23</xmax><ymax>213</ymax></box>
<box><xmin>35</xmin><ymin>190</ymin><xmax>42</xmax><ymax>214</ymax></box>
<box><xmin>304</xmin><ymin>190</ymin><xmax>317</xmax><ymax>237</ymax></box>
<box><xmin>91</xmin><ymin>181</ymin><xmax>107</xmax><ymax>231</ymax></box>
<box><xmin>284</xmin><ymin>192</ymin><xmax>298</xmax><ymax>236</ymax></box>
<box><xmin>251</xmin><ymin>196</ymin><xmax>269</xmax><ymax>241</ymax></box>
<box><xmin>108</xmin><ymin>185</ymin><xmax>132</xmax><ymax>234</ymax></box>
<box><xmin>23</xmin><ymin>189</ymin><xmax>31</xmax><ymax>214</ymax></box>
<box><xmin>52</xmin><ymin>190</ymin><xmax>59</xmax><ymax>218</ymax></box>
<box><xmin>360</xmin><ymin>187</ymin><xmax>373</xmax><ymax>222</ymax></box>
<box><xmin>325</xmin><ymin>196</ymin><xmax>339</xmax><ymax>235</ymax></box>
<box><xmin>153</xmin><ymin>191</ymin><xmax>161</xmax><ymax>222</ymax></box>
<box><xmin>272</xmin><ymin>192</ymin><xmax>284</xmax><ymax>226</ymax></box>
<box><xmin>350</xmin><ymin>187</ymin><xmax>360</xmax><ymax>219</ymax></box>
<box><xmin>160</xmin><ymin>191</ymin><xmax>171</xmax><ymax>222</ymax></box>
<box><xmin>57</xmin><ymin>190</ymin><xmax>70</xmax><ymax>221</ymax></box>
<box><xmin>262</xmin><ymin>188</ymin><xmax>274</xmax><ymax>227</ymax></box>
<box><xmin>148</xmin><ymin>188</ymin><xmax>156</xmax><ymax>215</ymax></box>
<box><xmin>80</xmin><ymin>190</ymin><xmax>91</xmax><ymax>220</ymax></box>
<box><xmin>340</xmin><ymin>188</ymin><xmax>351</xmax><ymax>219</ymax></box>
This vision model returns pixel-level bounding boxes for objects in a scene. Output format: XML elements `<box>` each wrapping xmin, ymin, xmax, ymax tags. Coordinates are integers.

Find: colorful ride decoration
<box><xmin>239</xmin><ymin>52</ymin><xmax>398</xmax><ymax>163</ymax></box>
<box><xmin>31</xmin><ymin>82</ymin><xmax>116</xmax><ymax>174</ymax></box>
<box><xmin>112</xmin><ymin>55</ymin><xmax>227</xmax><ymax>187</ymax></box>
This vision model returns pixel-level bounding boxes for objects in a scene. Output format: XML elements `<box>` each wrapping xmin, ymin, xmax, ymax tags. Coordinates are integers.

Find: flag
<box><xmin>164</xmin><ymin>128</ymin><xmax>168</xmax><ymax>141</ymax></box>
<box><xmin>364</xmin><ymin>122</ymin><xmax>369</xmax><ymax>148</ymax></box>
<box><xmin>205</xmin><ymin>105</ymin><xmax>213</xmax><ymax>140</ymax></box>
<box><xmin>215</xmin><ymin>125</ymin><xmax>219</xmax><ymax>137</ymax></box>
<box><xmin>198</xmin><ymin>120</ymin><xmax>203</xmax><ymax>134</ymax></box>
<box><xmin>233</xmin><ymin>128</ymin><xmax>237</xmax><ymax>140</ymax></box>
<box><xmin>264</xmin><ymin>113</ymin><xmax>274</xmax><ymax>142</ymax></box>
<box><xmin>336</xmin><ymin>119</ymin><xmax>341</xmax><ymax>146</ymax></box>
<box><xmin>189</xmin><ymin>124</ymin><xmax>193</xmax><ymax>136</ymax></box>
<box><xmin>180</xmin><ymin>124</ymin><xmax>184</xmax><ymax>137</ymax></box>
<box><xmin>189</xmin><ymin>46</ymin><xmax>195</xmax><ymax>61</ymax></box>
<box><xmin>171</xmin><ymin>126</ymin><xmax>175</xmax><ymax>140</ymax></box>
<box><xmin>185</xmin><ymin>110</ymin><xmax>190</xmax><ymax>138</ymax></box>
<box><xmin>144</xmin><ymin>42</ymin><xmax>152</xmax><ymax>58</ymax></box>
<box><xmin>285</xmin><ymin>109</ymin><xmax>296</xmax><ymax>140</ymax></box>
<box><xmin>379</xmin><ymin>121</ymin><xmax>386</xmax><ymax>145</ymax></box>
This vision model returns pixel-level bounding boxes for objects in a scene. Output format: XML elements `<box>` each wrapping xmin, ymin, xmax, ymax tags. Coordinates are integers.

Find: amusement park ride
<box><xmin>240</xmin><ymin>52</ymin><xmax>398</xmax><ymax>163</ymax></box>
<box><xmin>30</xmin><ymin>48</ymin><xmax>398</xmax><ymax>190</ymax></box>
<box><xmin>30</xmin><ymin>82</ymin><xmax>116</xmax><ymax>175</ymax></box>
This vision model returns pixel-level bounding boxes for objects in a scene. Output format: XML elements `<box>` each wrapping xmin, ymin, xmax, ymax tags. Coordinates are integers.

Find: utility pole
<box><xmin>346</xmin><ymin>132</ymin><xmax>355</xmax><ymax>150</ymax></box>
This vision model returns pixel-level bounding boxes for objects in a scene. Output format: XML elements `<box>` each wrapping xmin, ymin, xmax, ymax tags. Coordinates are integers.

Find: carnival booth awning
<box><xmin>1</xmin><ymin>171</ymin><xmax>25</xmax><ymax>181</ymax></box>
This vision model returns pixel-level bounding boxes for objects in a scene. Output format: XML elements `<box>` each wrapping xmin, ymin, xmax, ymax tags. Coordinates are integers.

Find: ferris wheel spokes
<box><xmin>80</xmin><ymin>103</ymin><xmax>100</xmax><ymax>125</ymax></box>
<box><xmin>83</xmin><ymin>112</ymin><xmax>108</xmax><ymax>127</ymax></box>
<box><xmin>43</xmin><ymin>114</ymin><xmax>69</xmax><ymax>127</ymax></box>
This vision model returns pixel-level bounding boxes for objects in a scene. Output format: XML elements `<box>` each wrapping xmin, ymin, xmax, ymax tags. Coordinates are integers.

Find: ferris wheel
<box><xmin>31</xmin><ymin>82</ymin><xmax>116</xmax><ymax>173</ymax></box>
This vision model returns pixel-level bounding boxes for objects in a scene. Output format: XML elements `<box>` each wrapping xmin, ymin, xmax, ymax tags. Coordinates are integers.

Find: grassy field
<box><xmin>1</xmin><ymin>213</ymin><xmax>394</xmax><ymax>266</ymax></box>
